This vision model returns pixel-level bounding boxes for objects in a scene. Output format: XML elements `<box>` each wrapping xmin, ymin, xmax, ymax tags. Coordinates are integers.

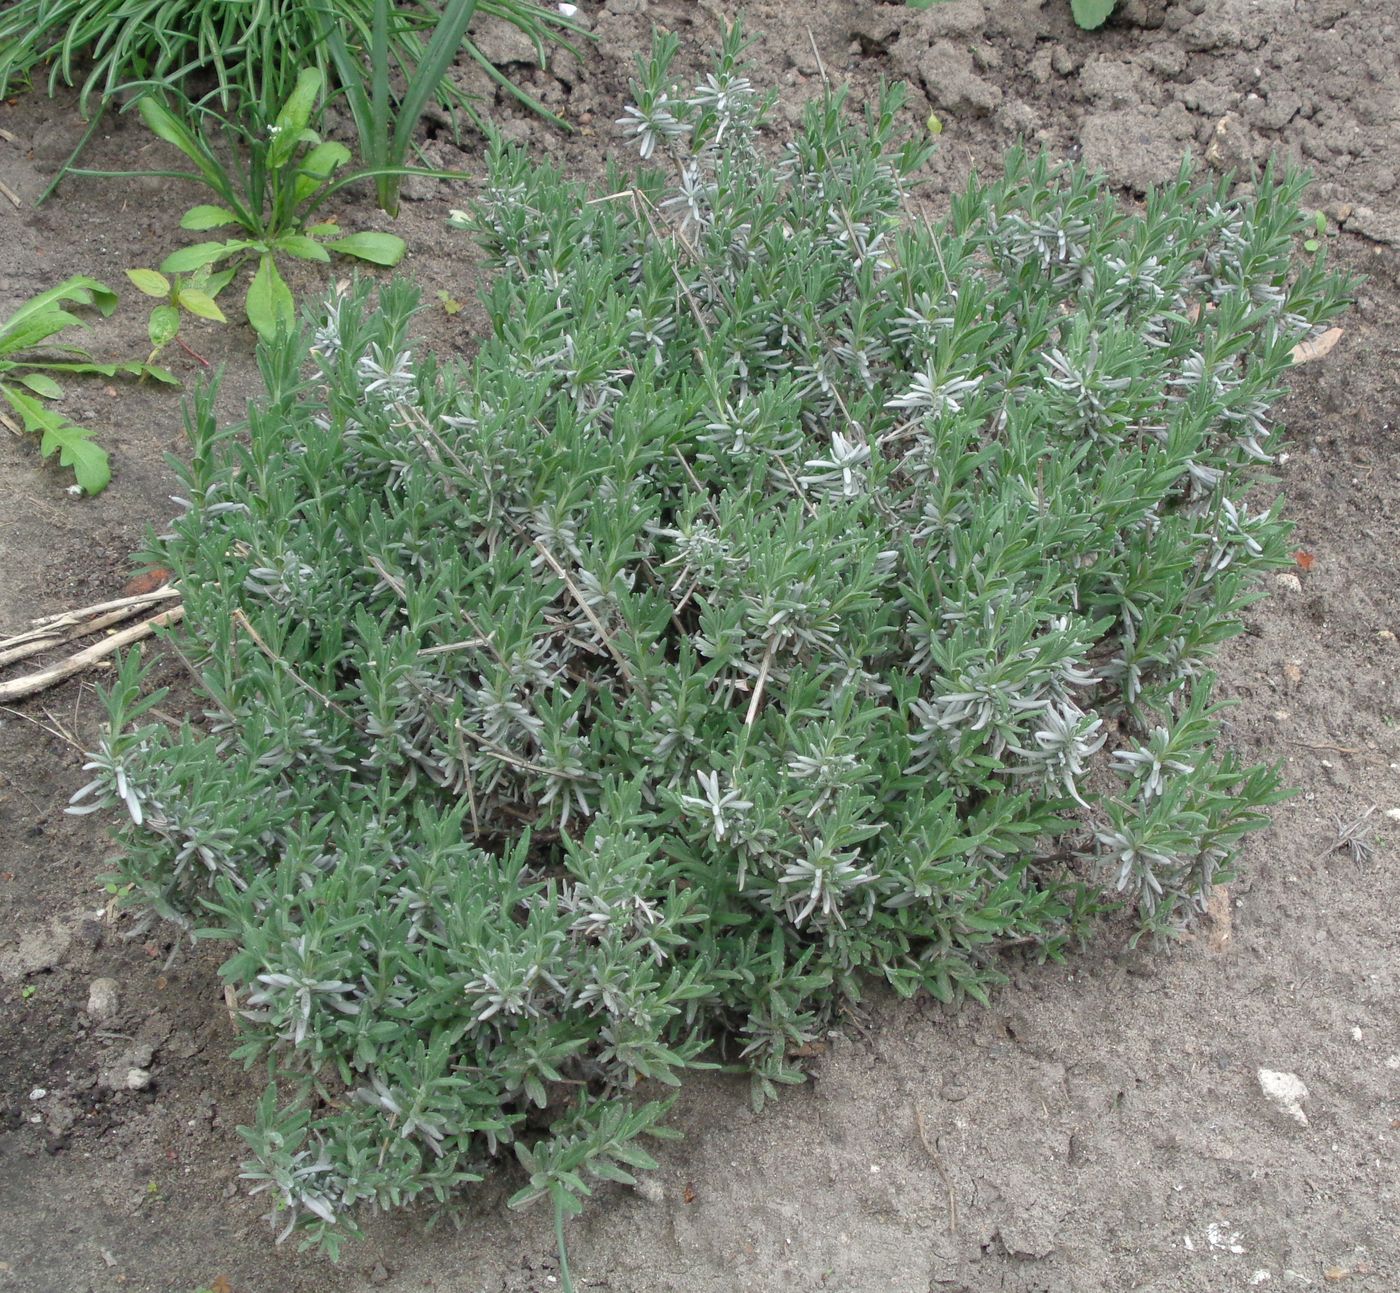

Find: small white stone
<box><xmin>1207</xmin><ymin>1222</ymin><xmax>1246</xmax><ymax>1254</ymax></box>
<box><xmin>1258</xmin><ymin>1069</ymin><xmax>1309</xmax><ymax>1125</ymax></box>
<box><xmin>29</xmin><ymin>1088</ymin><xmax>47</xmax><ymax>1101</ymax></box>
<box><xmin>87</xmin><ymin>978</ymin><xmax>120</xmax><ymax>1023</ymax></box>
<box><xmin>1384</xmin><ymin>808</ymin><xmax>1400</xmax><ymax>823</ymax></box>
<box><xmin>1350</xmin><ymin>1027</ymin><xmax>1363</xmax><ymax>1042</ymax></box>
<box><xmin>1250</xmin><ymin>1271</ymin><xmax>1272</xmax><ymax>1285</ymax></box>
<box><xmin>1274</xmin><ymin>573</ymin><xmax>1303</xmax><ymax>593</ymax></box>
<box><xmin>125</xmin><ymin>1068</ymin><xmax>152</xmax><ymax>1091</ymax></box>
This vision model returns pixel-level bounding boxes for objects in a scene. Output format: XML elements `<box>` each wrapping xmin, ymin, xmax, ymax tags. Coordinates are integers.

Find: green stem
<box><xmin>37</xmin><ymin>104</ymin><xmax>108</xmax><ymax>206</ymax></box>
<box><xmin>553</xmin><ymin>1193</ymin><xmax>575</xmax><ymax>1293</ymax></box>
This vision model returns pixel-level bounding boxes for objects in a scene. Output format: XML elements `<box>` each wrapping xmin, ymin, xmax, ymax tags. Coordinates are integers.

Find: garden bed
<box><xmin>1</xmin><ymin>2</ymin><xmax>1397</xmax><ymax>1290</ymax></box>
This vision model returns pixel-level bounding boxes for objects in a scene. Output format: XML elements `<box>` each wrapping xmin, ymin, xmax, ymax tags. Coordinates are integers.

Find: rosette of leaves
<box><xmin>78</xmin><ymin>70</ymin><xmax>409</xmax><ymax>340</ymax></box>
<box><xmin>76</xmin><ymin>25</ymin><xmax>1352</xmax><ymax>1270</ymax></box>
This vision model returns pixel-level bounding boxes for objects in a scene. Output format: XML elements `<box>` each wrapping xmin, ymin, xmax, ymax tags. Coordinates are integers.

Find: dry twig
<box><xmin>0</xmin><ymin>605</ymin><xmax>184</xmax><ymax>703</ymax></box>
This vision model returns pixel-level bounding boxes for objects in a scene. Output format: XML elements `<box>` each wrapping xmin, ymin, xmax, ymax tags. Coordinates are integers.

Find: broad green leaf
<box><xmin>160</xmin><ymin>242</ymin><xmax>237</xmax><ymax>273</ymax></box>
<box><xmin>275</xmin><ymin>234</ymin><xmax>332</xmax><ymax>262</ymax></box>
<box><xmin>246</xmin><ymin>255</ymin><xmax>295</xmax><ymax>341</ymax></box>
<box><xmin>126</xmin><ymin>268</ymin><xmax>171</xmax><ymax>298</ymax></box>
<box><xmin>325</xmin><ymin>231</ymin><xmax>407</xmax><ymax>266</ymax></box>
<box><xmin>1070</xmin><ymin>0</ymin><xmax>1117</xmax><ymax>28</ymax></box>
<box><xmin>306</xmin><ymin>222</ymin><xmax>341</xmax><ymax>237</ymax></box>
<box><xmin>180</xmin><ymin>204</ymin><xmax>241</xmax><ymax>231</ymax></box>
<box><xmin>149</xmin><ymin>304</ymin><xmax>180</xmax><ymax>351</ymax></box>
<box><xmin>269</xmin><ymin>68</ymin><xmax>323</xmax><ymax>170</ymax></box>
<box><xmin>300</xmin><ymin>141</ymin><xmax>351</xmax><ymax>181</ymax></box>
<box><xmin>294</xmin><ymin>141</ymin><xmax>353</xmax><ymax>204</ymax></box>
<box><xmin>17</xmin><ymin>372</ymin><xmax>63</xmax><ymax>399</ymax></box>
<box><xmin>175</xmin><ymin>289</ymin><xmax>227</xmax><ymax>323</ymax></box>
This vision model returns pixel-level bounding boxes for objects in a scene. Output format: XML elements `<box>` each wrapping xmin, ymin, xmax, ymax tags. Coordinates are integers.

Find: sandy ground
<box><xmin>1</xmin><ymin>1</ymin><xmax>1397</xmax><ymax>1290</ymax></box>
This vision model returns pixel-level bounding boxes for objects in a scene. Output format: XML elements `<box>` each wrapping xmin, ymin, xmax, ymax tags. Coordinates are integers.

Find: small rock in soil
<box><xmin>915</xmin><ymin>42</ymin><xmax>1002</xmax><ymax>117</ymax></box>
<box><xmin>124</xmin><ymin>1068</ymin><xmax>152</xmax><ymax>1092</ymax></box>
<box><xmin>86</xmin><ymin>978</ymin><xmax>120</xmax><ymax>1023</ymax></box>
<box><xmin>1258</xmin><ymin>1068</ymin><xmax>1309</xmax><ymax>1125</ymax></box>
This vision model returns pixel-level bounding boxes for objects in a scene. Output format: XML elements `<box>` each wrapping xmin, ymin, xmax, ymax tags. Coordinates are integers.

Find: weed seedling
<box><xmin>0</xmin><ymin>276</ymin><xmax>176</xmax><ymax>492</ymax></box>
<box><xmin>126</xmin><ymin>267</ymin><xmax>233</xmax><ymax>365</ymax></box>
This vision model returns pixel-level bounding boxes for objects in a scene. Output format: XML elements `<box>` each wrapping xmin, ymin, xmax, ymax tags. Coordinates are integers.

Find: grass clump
<box><xmin>74</xmin><ymin>26</ymin><xmax>1350</xmax><ymax>1266</ymax></box>
<box><xmin>0</xmin><ymin>0</ymin><xmax>583</xmax><ymax>123</ymax></box>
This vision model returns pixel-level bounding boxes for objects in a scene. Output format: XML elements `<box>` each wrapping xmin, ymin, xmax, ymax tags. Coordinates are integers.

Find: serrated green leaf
<box><xmin>1070</xmin><ymin>0</ymin><xmax>1117</xmax><ymax>29</ymax></box>
<box><xmin>126</xmin><ymin>268</ymin><xmax>171</xmax><ymax>298</ymax></box>
<box><xmin>325</xmin><ymin>231</ymin><xmax>407</xmax><ymax>267</ymax></box>
<box><xmin>44</xmin><ymin>423</ymin><xmax>111</xmax><ymax>494</ymax></box>
<box><xmin>4</xmin><ymin>384</ymin><xmax>110</xmax><ymax>492</ymax></box>
<box><xmin>175</xmin><ymin>289</ymin><xmax>227</xmax><ymax>323</ymax></box>
<box><xmin>180</xmin><ymin>204</ymin><xmax>241</xmax><ymax>231</ymax></box>
<box><xmin>148</xmin><ymin>303</ymin><xmax>180</xmax><ymax>351</ymax></box>
<box><xmin>246</xmin><ymin>255</ymin><xmax>295</xmax><ymax>340</ymax></box>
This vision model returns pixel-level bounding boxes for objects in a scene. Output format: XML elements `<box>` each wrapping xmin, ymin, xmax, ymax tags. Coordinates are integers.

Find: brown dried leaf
<box><xmin>1290</xmin><ymin>327</ymin><xmax>1344</xmax><ymax>366</ymax></box>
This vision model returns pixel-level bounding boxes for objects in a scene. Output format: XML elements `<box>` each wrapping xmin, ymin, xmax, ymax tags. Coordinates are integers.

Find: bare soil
<box><xmin>1</xmin><ymin>2</ymin><xmax>1397</xmax><ymax>1290</ymax></box>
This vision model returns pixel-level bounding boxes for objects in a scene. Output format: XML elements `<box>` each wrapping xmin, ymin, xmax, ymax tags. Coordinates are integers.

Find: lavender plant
<box><xmin>74</xmin><ymin>25</ymin><xmax>1352</xmax><ymax>1271</ymax></box>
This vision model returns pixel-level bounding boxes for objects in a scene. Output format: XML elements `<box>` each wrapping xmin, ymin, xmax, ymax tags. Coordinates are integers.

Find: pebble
<box><xmin>1257</xmin><ymin>1069</ymin><xmax>1308</xmax><ymax>1125</ymax></box>
<box><xmin>87</xmin><ymin>978</ymin><xmax>120</xmax><ymax>1023</ymax></box>
<box><xmin>1274</xmin><ymin>573</ymin><xmax>1303</xmax><ymax>593</ymax></box>
<box><xmin>125</xmin><ymin>1068</ymin><xmax>153</xmax><ymax>1092</ymax></box>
